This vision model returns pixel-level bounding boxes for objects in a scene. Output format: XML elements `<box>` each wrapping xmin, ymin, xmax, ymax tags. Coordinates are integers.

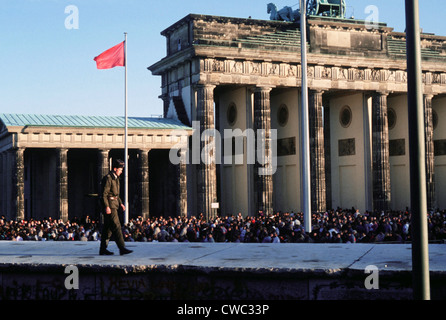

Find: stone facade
<box><xmin>149</xmin><ymin>14</ymin><xmax>446</xmax><ymax>216</ymax></box>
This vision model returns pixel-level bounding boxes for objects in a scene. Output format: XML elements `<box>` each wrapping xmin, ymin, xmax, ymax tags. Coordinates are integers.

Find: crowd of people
<box><xmin>1</xmin><ymin>208</ymin><xmax>446</xmax><ymax>244</ymax></box>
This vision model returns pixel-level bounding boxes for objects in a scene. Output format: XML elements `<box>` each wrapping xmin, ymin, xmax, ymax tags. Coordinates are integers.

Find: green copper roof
<box><xmin>0</xmin><ymin>113</ymin><xmax>191</xmax><ymax>130</ymax></box>
<box><xmin>387</xmin><ymin>36</ymin><xmax>442</xmax><ymax>58</ymax></box>
<box><xmin>195</xmin><ymin>26</ymin><xmax>305</xmax><ymax>53</ymax></box>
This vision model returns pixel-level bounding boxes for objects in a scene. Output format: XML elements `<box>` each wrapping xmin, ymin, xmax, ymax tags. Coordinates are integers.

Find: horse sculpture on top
<box><xmin>267</xmin><ymin>3</ymin><xmax>300</xmax><ymax>22</ymax></box>
<box><xmin>268</xmin><ymin>0</ymin><xmax>347</xmax><ymax>22</ymax></box>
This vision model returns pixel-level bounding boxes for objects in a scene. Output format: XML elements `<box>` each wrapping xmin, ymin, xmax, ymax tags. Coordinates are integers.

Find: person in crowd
<box><xmin>1</xmin><ymin>208</ymin><xmax>446</xmax><ymax>244</ymax></box>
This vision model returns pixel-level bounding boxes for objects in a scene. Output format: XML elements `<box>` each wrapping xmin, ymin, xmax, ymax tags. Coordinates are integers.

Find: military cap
<box><xmin>112</xmin><ymin>159</ymin><xmax>125</xmax><ymax>169</ymax></box>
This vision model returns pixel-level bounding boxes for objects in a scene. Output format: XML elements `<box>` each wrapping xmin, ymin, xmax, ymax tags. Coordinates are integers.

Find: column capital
<box><xmin>374</xmin><ymin>90</ymin><xmax>390</xmax><ymax>97</ymax></box>
<box><xmin>424</xmin><ymin>93</ymin><xmax>436</xmax><ymax>100</ymax></box>
<box><xmin>194</xmin><ymin>83</ymin><xmax>217</xmax><ymax>90</ymax></box>
<box><xmin>254</xmin><ymin>86</ymin><xmax>274</xmax><ymax>93</ymax></box>
<box><xmin>310</xmin><ymin>89</ymin><xmax>325</xmax><ymax>95</ymax></box>
<box><xmin>10</xmin><ymin>147</ymin><xmax>25</xmax><ymax>154</ymax></box>
<box><xmin>56</xmin><ymin>148</ymin><xmax>69</xmax><ymax>154</ymax></box>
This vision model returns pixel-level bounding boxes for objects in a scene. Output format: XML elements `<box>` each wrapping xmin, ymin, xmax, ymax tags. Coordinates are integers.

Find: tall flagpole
<box><xmin>124</xmin><ymin>32</ymin><xmax>129</xmax><ymax>225</ymax></box>
<box><xmin>300</xmin><ymin>0</ymin><xmax>312</xmax><ymax>233</ymax></box>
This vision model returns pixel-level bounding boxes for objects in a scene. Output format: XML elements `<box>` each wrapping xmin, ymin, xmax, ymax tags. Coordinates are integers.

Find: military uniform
<box><xmin>100</xmin><ymin>170</ymin><xmax>129</xmax><ymax>255</ymax></box>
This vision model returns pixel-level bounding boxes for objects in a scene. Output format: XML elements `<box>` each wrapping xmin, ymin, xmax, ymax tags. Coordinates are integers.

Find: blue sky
<box><xmin>0</xmin><ymin>0</ymin><xmax>444</xmax><ymax>117</ymax></box>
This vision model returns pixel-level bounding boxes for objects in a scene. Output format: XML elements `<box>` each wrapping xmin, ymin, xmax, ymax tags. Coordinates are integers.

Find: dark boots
<box><xmin>99</xmin><ymin>247</ymin><xmax>133</xmax><ymax>256</ymax></box>
<box><xmin>99</xmin><ymin>248</ymin><xmax>114</xmax><ymax>256</ymax></box>
<box><xmin>119</xmin><ymin>247</ymin><xmax>133</xmax><ymax>255</ymax></box>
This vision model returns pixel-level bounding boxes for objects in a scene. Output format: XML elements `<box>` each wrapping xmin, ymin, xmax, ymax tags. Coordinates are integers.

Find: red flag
<box><xmin>94</xmin><ymin>41</ymin><xmax>125</xmax><ymax>69</ymax></box>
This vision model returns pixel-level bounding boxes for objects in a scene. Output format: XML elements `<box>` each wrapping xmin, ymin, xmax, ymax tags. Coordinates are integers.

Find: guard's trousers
<box><xmin>100</xmin><ymin>210</ymin><xmax>125</xmax><ymax>251</ymax></box>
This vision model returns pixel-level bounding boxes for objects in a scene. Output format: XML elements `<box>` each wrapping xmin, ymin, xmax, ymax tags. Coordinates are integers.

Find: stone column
<box><xmin>98</xmin><ymin>149</ymin><xmax>110</xmax><ymax>184</ymax></box>
<box><xmin>424</xmin><ymin>94</ymin><xmax>436</xmax><ymax>211</ymax></box>
<box><xmin>254</xmin><ymin>86</ymin><xmax>274</xmax><ymax>215</ymax></box>
<box><xmin>2</xmin><ymin>151</ymin><xmax>11</xmax><ymax>219</ymax></box>
<box><xmin>196</xmin><ymin>84</ymin><xmax>218</xmax><ymax>220</ymax></box>
<box><xmin>11</xmin><ymin>148</ymin><xmax>25</xmax><ymax>221</ymax></box>
<box><xmin>177</xmin><ymin>149</ymin><xmax>188</xmax><ymax>218</ymax></box>
<box><xmin>161</xmin><ymin>93</ymin><xmax>170</xmax><ymax>118</ymax></box>
<box><xmin>97</xmin><ymin>149</ymin><xmax>109</xmax><ymax>215</ymax></box>
<box><xmin>309</xmin><ymin>90</ymin><xmax>326</xmax><ymax>213</ymax></box>
<box><xmin>372</xmin><ymin>92</ymin><xmax>391</xmax><ymax>212</ymax></box>
<box><xmin>138</xmin><ymin>149</ymin><xmax>150</xmax><ymax>220</ymax></box>
<box><xmin>56</xmin><ymin>148</ymin><xmax>69</xmax><ymax>222</ymax></box>
<box><xmin>323</xmin><ymin>97</ymin><xmax>332</xmax><ymax>211</ymax></box>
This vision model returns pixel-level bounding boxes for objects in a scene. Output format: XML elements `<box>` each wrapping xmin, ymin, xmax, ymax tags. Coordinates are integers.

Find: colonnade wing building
<box><xmin>149</xmin><ymin>14</ymin><xmax>446</xmax><ymax>219</ymax></box>
<box><xmin>0</xmin><ymin>114</ymin><xmax>191</xmax><ymax>221</ymax></box>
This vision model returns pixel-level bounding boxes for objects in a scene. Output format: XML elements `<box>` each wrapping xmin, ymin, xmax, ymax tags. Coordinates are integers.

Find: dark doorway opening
<box><xmin>149</xmin><ymin>149</ymin><xmax>179</xmax><ymax>219</ymax></box>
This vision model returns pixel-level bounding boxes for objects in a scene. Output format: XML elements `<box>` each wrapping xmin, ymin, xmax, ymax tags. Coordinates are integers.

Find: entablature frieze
<box><xmin>196</xmin><ymin>57</ymin><xmax>446</xmax><ymax>94</ymax></box>
<box><xmin>2</xmin><ymin>128</ymin><xmax>191</xmax><ymax>151</ymax></box>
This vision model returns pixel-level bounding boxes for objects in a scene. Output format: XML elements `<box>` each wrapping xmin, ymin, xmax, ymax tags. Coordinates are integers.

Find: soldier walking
<box><xmin>99</xmin><ymin>159</ymin><xmax>133</xmax><ymax>256</ymax></box>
